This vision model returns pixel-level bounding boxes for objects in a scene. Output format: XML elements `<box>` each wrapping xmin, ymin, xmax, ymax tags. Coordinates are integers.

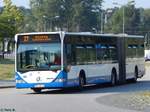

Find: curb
<box><xmin>0</xmin><ymin>80</ymin><xmax>15</xmax><ymax>89</ymax></box>
<box><xmin>0</xmin><ymin>86</ymin><xmax>15</xmax><ymax>89</ymax></box>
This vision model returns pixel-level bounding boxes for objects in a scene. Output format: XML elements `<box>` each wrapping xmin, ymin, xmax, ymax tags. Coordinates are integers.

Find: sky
<box><xmin>103</xmin><ymin>0</ymin><xmax>150</xmax><ymax>9</ymax></box>
<box><xmin>0</xmin><ymin>0</ymin><xmax>30</xmax><ymax>8</ymax></box>
<box><xmin>0</xmin><ymin>0</ymin><xmax>150</xmax><ymax>9</ymax></box>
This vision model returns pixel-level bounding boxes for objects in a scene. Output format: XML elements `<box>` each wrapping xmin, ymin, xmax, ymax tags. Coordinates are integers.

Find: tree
<box><xmin>19</xmin><ymin>7</ymin><xmax>36</xmax><ymax>33</ymax></box>
<box><xmin>0</xmin><ymin>0</ymin><xmax>23</xmax><ymax>38</ymax></box>
<box><xmin>71</xmin><ymin>0</ymin><xmax>102</xmax><ymax>32</ymax></box>
<box><xmin>143</xmin><ymin>9</ymin><xmax>150</xmax><ymax>34</ymax></box>
<box><xmin>0</xmin><ymin>0</ymin><xmax>23</xmax><ymax>58</ymax></box>
<box><xmin>105</xmin><ymin>1</ymin><xmax>143</xmax><ymax>35</ymax></box>
<box><xmin>143</xmin><ymin>9</ymin><xmax>150</xmax><ymax>49</ymax></box>
<box><xmin>29</xmin><ymin>0</ymin><xmax>103</xmax><ymax>32</ymax></box>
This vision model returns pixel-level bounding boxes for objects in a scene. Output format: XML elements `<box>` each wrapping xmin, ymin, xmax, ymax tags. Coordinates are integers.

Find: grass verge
<box><xmin>0</xmin><ymin>59</ymin><xmax>14</xmax><ymax>80</ymax></box>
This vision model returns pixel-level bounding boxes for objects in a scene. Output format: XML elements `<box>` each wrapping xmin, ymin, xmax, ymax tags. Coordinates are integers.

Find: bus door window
<box><xmin>66</xmin><ymin>44</ymin><xmax>72</xmax><ymax>65</ymax></box>
<box><xmin>64</xmin><ymin>44</ymin><xmax>76</xmax><ymax>72</ymax></box>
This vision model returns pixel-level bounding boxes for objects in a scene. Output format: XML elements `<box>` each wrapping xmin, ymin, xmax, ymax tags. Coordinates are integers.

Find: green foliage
<box><xmin>0</xmin><ymin>58</ymin><xmax>14</xmax><ymax>80</ymax></box>
<box><xmin>19</xmin><ymin>7</ymin><xmax>36</xmax><ymax>32</ymax></box>
<box><xmin>105</xmin><ymin>1</ymin><xmax>148</xmax><ymax>35</ymax></box>
<box><xmin>143</xmin><ymin>9</ymin><xmax>150</xmax><ymax>33</ymax></box>
<box><xmin>0</xmin><ymin>0</ymin><xmax>23</xmax><ymax>39</ymax></box>
<box><xmin>143</xmin><ymin>9</ymin><xmax>150</xmax><ymax>49</ymax></box>
<box><xmin>105</xmin><ymin>5</ymin><xmax>138</xmax><ymax>34</ymax></box>
<box><xmin>1</xmin><ymin>0</ymin><xmax>149</xmax><ymax>36</ymax></box>
<box><xmin>0</xmin><ymin>15</ymin><xmax>15</xmax><ymax>38</ymax></box>
<box><xmin>29</xmin><ymin>0</ymin><xmax>103</xmax><ymax>32</ymax></box>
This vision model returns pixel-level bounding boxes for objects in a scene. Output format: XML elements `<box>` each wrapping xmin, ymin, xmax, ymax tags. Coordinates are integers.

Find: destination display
<box><xmin>18</xmin><ymin>34</ymin><xmax>60</xmax><ymax>43</ymax></box>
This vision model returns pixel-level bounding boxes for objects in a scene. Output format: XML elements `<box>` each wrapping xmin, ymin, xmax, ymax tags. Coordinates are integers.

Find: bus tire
<box><xmin>133</xmin><ymin>67</ymin><xmax>138</xmax><ymax>83</ymax></box>
<box><xmin>111</xmin><ymin>69</ymin><xmax>117</xmax><ymax>86</ymax></box>
<box><xmin>78</xmin><ymin>70</ymin><xmax>86</xmax><ymax>90</ymax></box>
<box><xmin>32</xmin><ymin>88</ymin><xmax>42</xmax><ymax>93</ymax></box>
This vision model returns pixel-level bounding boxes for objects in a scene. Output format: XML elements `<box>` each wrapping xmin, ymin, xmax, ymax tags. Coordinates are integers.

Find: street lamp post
<box><xmin>113</xmin><ymin>2</ymin><xmax>125</xmax><ymax>34</ymax></box>
<box><xmin>43</xmin><ymin>15</ymin><xmax>47</xmax><ymax>32</ymax></box>
<box><xmin>113</xmin><ymin>1</ymin><xmax>135</xmax><ymax>34</ymax></box>
<box><xmin>101</xmin><ymin>10</ymin><xmax>103</xmax><ymax>34</ymax></box>
<box><xmin>99</xmin><ymin>4</ymin><xmax>104</xmax><ymax>34</ymax></box>
<box><xmin>123</xmin><ymin>6</ymin><xmax>125</xmax><ymax>34</ymax></box>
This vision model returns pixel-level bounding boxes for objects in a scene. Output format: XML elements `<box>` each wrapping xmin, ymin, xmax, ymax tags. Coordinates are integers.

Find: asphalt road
<box><xmin>0</xmin><ymin>66</ymin><xmax>150</xmax><ymax>112</ymax></box>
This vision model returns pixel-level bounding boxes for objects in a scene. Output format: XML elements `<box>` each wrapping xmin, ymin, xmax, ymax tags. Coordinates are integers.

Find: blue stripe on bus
<box><xmin>16</xmin><ymin>82</ymin><xmax>65</xmax><ymax>88</ymax></box>
<box><xmin>66</xmin><ymin>79</ymin><xmax>79</xmax><ymax>87</ymax></box>
<box><xmin>66</xmin><ymin>76</ymin><xmax>111</xmax><ymax>87</ymax></box>
<box><xmin>15</xmin><ymin>71</ymin><xmax>67</xmax><ymax>88</ymax></box>
<box><xmin>86</xmin><ymin>76</ymin><xmax>111</xmax><ymax>84</ymax></box>
<box><xmin>16</xmin><ymin>71</ymin><xmax>111</xmax><ymax>88</ymax></box>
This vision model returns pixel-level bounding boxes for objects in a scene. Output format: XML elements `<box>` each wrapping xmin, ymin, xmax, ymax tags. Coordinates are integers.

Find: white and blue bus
<box><xmin>15</xmin><ymin>32</ymin><xmax>145</xmax><ymax>92</ymax></box>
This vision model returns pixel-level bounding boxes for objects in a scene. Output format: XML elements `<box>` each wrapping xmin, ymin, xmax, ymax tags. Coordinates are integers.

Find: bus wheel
<box><xmin>32</xmin><ymin>88</ymin><xmax>42</xmax><ymax>93</ymax></box>
<box><xmin>111</xmin><ymin>70</ymin><xmax>117</xmax><ymax>86</ymax></box>
<box><xmin>78</xmin><ymin>70</ymin><xmax>86</xmax><ymax>90</ymax></box>
<box><xmin>133</xmin><ymin>67</ymin><xmax>138</xmax><ymax>83</ymax></box>
<box><xmin>79</xmin><ymin>76</ymin><xmax>85</xmax><ymax>88</ymax></box>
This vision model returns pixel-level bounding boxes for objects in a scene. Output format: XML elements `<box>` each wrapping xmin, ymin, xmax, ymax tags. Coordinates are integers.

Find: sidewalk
<box><xmin>0</xmin><ymin>80</ymin><xmax>15</xmax><ymax>88</ymax></box>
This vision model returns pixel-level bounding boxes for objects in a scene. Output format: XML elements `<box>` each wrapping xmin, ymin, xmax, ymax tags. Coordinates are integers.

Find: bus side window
<box><xmin>138</xmin><ymin>44</ymin><xmax>144</xmax><ymax>57</ymax></box>
<box><xmin>96</xmin><ymin>44</ymin><xmax>107</xmax><ymax>62</ymax></box>
<box><xmin>127</xmin><ymin>45</ymin><xmax>138</xmax><ymax>58</ymax></box>
<box><xmin>109</xmin><ymin>45</ymin><xmax>117</xmax><ymax>60</ymax></box>
<box><xmin>86</xmin><ymin>45</ymin><xmax>96</xmax><ymax>64</ymax></box>
<box><xmin>101</xmin><ymin>45</ymin><xmax>108</xmax><ymax>60</ymax></box>
<box><xmin>96</xmin><ymin>44</ymin><xmax>117</xmax><ymax>62</ymax></box>
<box><xmin>76</xmin><ymin>45</ymin><xmax>86</xmax><ymax>65</ymax></box>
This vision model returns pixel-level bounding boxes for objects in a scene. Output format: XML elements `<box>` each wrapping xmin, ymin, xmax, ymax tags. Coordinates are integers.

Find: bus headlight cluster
<box><xmin>16</xmin><ymin>79</ymin><xmax>26</xmax><ymax>83</ymax></box>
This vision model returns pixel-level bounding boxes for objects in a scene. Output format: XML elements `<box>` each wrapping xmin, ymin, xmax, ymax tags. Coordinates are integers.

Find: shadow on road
<box><xmin>27</xmin><ymin>79</ymin><xmax>150</xmax><ymax>95</ymax></box>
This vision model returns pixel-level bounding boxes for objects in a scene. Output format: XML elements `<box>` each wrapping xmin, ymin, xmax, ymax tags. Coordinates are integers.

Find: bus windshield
<box><xmin>17</xmin><ymin>43</ymin><xmax>61</xmax><ymax>72</ymax></box>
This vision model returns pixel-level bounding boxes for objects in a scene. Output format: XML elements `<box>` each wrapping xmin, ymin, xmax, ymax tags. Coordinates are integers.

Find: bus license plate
<box><xmin>34</xmin><ymin>84</ymin><xmax>45</xmax><ymax>88</ymax></box>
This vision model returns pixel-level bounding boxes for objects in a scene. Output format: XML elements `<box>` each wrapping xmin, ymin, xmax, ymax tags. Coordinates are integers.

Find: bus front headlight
<box><xmin>55</xmin><ymin>78</ymin><xmax>66</xmax><ymax>82</ymax></box>
<box><xmin>16</xmin><ymin>79</ymin><xmax>26</xmax><ymax>83</ymax></box>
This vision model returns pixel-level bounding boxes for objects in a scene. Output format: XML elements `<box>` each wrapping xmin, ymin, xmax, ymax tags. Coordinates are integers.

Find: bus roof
<box><xmin>15</xmin><ymin>31</ymin><xmax>144</xmax><ymax>38</ymax></box>
<box><xmin>64</xmin><ymin>32</ymin><xmax>144</xmax><ymax>38</ymax></box>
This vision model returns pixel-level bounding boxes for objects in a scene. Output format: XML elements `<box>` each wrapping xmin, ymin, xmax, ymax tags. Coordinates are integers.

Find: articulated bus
<box><xmin>15</xmin><ymin>32</ymin><xmax>145</xmax><ymax>92</ymax></box>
